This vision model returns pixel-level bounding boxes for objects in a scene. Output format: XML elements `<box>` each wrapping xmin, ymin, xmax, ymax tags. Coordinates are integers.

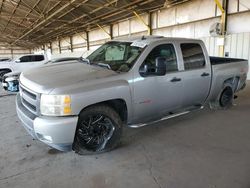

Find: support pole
<box><xmin>214</xmin><ymin>0</ymin><xmax>228</xmax><ymax>57</ymax></box>
<box><xmin>70</xmin><ymin>36</ymin><xmax>73</xmax><ymax>52</ymax></box>
<box><xmin>86</xmin><ymin>31</ymin><xmax>90</xmax><ymax>51</ymax></box>
<box><xmin>49</xmin><ymin>42</ymin><xmax>52</xmax><ymax>54</ymax></box>
<box><xmin>223</xmin><ymin>0</ymin><xmax>228</xmax><ymax>34</ymax></box>
<box><xmin>58</xmin><ymin>39</ymin><xmax>61</xmax><ymax>54</ymax></box>
<box><xmin>110</xmin><ymin>24</ymin><xmax>113</xmax><ymax>40</ymax></box>
<box><xmin>148</xmin><ymin>12</ymin><xmax>153</xmax><ymax>35</ymax></box>
<box><xmin>11</xmin><ymin>48</ymin><xmax>13</xmax><ymax>59</ymax></box>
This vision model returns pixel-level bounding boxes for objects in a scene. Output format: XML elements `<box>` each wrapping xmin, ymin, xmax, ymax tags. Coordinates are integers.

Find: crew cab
<box><xmin>0</xmin><ymin>54</ymin><xmax>48</xmax><ymax>81</ymax></box>
<box><xmin>16</xmin><ymin>36</ymin><xmax>248</xmax><ymax>155</ymax></box>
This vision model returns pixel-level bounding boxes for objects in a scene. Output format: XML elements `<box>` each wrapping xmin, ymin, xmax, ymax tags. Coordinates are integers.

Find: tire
<box><xmin>0</xmin><ymin>70</ymin><xmax>11</xmax><ymax>82</ymax></box>
<box><xmin>73</xmin><ymin>105</ymin><xmax>123</xmax><ymax>155</ymax></box>
<box><xmin>209</xmin><ymin>85</ymin><xmax>234</xmax><ymax>110</ymax></box>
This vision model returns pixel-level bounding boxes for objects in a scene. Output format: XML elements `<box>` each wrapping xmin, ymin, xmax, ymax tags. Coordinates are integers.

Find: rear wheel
<box><xmin>209</xmin><ymin>85</ymin><xmax>234</xmax><ymax>110</ymax></box>
<box><xmin>219</xmin><ymin>86</ymin><xmax>234</xmax><ymax>108</ymax></box>
<box><xmin>73</xmin><ymin>105</ymin><xmax>123</xmax><ymax>155</ymax></box>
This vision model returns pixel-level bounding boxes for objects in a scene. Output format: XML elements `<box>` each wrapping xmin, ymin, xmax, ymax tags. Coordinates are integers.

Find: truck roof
<box><xmin>113</xmin><ymin>35</ymin><xmax>202</xmax><ymax>47</ymax></box>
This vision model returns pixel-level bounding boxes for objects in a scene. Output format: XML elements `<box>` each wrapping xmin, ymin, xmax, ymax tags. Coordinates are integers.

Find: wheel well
<box><xmin>81</xmin><ymin>99</ymin><xmax>128</xmax><ymax>123</ymax></box>
<box><xmin>223</xmin><ymin>77</ymin><xmax>240</xmax><ymax>92</ymax></box>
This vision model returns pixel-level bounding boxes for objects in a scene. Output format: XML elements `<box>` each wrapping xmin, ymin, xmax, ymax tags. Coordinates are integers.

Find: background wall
<box><xmin>2</xmin><ymin>0</ymin><xmax>250</xmax><ymax>76</ymax></box>
<box><xmin>0</xmin><ymin>47</ymin><xmax>31</xmax><ymax>59</ymax></box>
<box><xmin>37</xmin><ymin>0</ymin><xmax>250</xmax><ymax>58</ymax></box>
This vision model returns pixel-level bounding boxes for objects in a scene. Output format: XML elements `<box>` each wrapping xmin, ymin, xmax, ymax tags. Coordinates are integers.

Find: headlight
<box><xmin>40</xmin><ymin>94</ymin><xmax>72</xmax><ymax>116</ymax></box>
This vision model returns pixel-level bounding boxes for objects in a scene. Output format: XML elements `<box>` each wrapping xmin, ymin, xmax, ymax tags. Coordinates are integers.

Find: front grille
<box><xmin>23</xmin><ymin>98</ymin><xmax>37</xmax><ymax>111</ymax></box>
<box><xmin>22</xmin><ymin>87</ymin><xmax>36</xmax><ymax>100</ymax></box>
<box><xmin>19</xmin><ymin>84</ymin><xmax>40</xmax><ymax>116</ymax></box>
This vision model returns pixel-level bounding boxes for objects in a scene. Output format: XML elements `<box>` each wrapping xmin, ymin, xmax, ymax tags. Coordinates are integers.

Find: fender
<box><xmin>69</xmin><ymin>79</ymin><xmax>133</xmax><ymax>123</ymax></box>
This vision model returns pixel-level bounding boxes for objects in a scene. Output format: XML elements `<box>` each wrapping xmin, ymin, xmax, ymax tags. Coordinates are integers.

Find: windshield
<box><xmin>87</xmin><ymin>41</ymin><xmax>144</xmax><ymax>72</ymax></box>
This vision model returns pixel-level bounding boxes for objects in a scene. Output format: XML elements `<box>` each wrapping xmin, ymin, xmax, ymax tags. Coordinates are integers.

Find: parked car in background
<box><xmin>0</xmin><ymin>58</ymin><xmax>11</xmax><ymax>62</ymax></box>
<box><xmin>0</xmin><ymin>54</ymin><xmax>48</xmax><ymax>81</ymax></box>
<box><xmin>2</xmin><ymin>57</ymin><xmax>83</xmax><ymax>92</ymax></box>
<box><xmin>16</xmin><ymin>36</ymin><xmax>248</xmax><ymax>154</ymax></box>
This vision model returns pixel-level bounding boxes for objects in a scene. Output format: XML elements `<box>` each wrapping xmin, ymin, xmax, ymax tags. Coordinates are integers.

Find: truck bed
<box><xmin>208</xmin><ymin>57</ymin><xmax>248</xmax><ymax>102</ymax></box>
<box><xmin>210</xmin><ymin>56</ymin><xmax>247</xmax><ymax>65</ymax></box>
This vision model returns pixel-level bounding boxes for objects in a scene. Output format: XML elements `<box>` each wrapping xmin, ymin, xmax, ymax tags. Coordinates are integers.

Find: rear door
<box><xmin>178</xmin><ymin>42</ymin><xmax>211</xmax><ymax>107</ymax></box>
<box><xmin>30</xmin><ymin>55</ymin><xmax>46</xmax><ymax>67</ymax></box>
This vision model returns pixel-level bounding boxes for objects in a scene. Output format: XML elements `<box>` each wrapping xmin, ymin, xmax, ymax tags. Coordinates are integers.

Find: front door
<box><xmin>132</xmin><ymin>43</ymin><xmax>183</xmax><ymax>124</ymax></box>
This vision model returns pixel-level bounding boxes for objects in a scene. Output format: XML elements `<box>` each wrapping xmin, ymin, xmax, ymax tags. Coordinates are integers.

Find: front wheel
<box><xmin>73</xmin><ymin>105</ymin><xmax>123</xmax><ymax>155</ymax></box>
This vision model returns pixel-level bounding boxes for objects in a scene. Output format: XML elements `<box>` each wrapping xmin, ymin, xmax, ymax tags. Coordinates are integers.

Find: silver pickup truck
<box><xmin>16</xmin><ymin>36</ymin><xmax>248</xmax><ymax>154</ymax></box>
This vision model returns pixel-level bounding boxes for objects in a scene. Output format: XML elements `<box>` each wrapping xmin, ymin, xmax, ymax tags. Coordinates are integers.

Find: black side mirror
<box><xmin>139</xmin><ymin>57</ymin><xmax>167</xmax><ymax>77</ymax></box>
<box><xmin>155</xmin><ymin>57</ymin><xmax>166</xmax><ymax>76</ymax></box>
<box><xmin>139</xmin><ymin>64</ymin><xmax>148</xmax><ymax>76</ymax></box>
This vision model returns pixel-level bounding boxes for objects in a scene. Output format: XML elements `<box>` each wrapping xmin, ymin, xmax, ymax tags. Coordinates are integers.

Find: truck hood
<box><xmin>20</xmin><ymin>61</ymin><xmax>117</xmax><ymax>94</ymax></box>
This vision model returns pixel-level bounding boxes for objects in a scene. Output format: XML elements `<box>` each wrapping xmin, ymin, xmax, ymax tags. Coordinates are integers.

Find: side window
<box><xmin>32</xmin><ymin>55</ymin><xmax>45</xmax><ymax>62</ymax></box>
<box><xmin>19</xmin><ymin>56</ymin><xmax>32</xmax><ymax>63</ymax></box>
<box><xmin>180</xmin><ymin>43</ymin><xmax>206</xmax><ymax>70</ymax></box>
<box><xmin>140</xmin><ymin>44</ymin><xmax>178</xmax><ymax>74</ymax></box>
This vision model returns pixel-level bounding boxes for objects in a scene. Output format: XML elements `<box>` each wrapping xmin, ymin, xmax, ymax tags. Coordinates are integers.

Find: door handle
<box><xmin>201</xmin><ymin>72</ymin><xmax>210</xmax><ymax>77</ymax></box>
<box><xmin>171</xmin><ymin>77</ymin><xmax>182</xmax><ymax>82</ymax></box>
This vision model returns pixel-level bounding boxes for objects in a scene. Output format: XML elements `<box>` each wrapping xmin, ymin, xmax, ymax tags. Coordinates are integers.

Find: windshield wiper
<box><xmin>97</xmin><ymin>63</ymin><xmax>111</xmax><ymax>70</ymax></box>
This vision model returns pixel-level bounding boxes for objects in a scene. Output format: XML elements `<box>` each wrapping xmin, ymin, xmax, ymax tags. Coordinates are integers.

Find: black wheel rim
<box><xmin>220</xmin><ymin>87</ymin><xmax>233</xmax><ymax>107</ymax></box>
<box><xmin>76</xmin><ymin>114</ymin><xmax>115</xmax><ymax>151</ymax></box>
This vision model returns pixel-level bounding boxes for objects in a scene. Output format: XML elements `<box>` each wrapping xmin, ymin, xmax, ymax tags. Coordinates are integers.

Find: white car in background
<box><xmin>0</xmin><ymin>54</ymin><xmax>48</xmax><ymax>81</ymax></box>
<box><xmin>0</xmin><ymin>58</ymin><xmax>12</xmax><ymax>62</ymax></box>
<box><xmin>2</xmin><ymin>57</ymin><xmax>84</xmax><ymax>92</ymax></box>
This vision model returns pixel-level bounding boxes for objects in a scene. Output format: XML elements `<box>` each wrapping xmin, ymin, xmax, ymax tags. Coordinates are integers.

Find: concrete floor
<box><xmin>0</xmin><ymin>84</ymin><xmax>250</xmax><ymax>188</ymax></box>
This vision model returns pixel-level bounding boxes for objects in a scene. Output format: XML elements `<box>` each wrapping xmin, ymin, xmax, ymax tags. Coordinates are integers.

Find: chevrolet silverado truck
<box><xmin>16</xmin><ymin>36</ymin><xmax>248</xmax><ymax>155</ymax></box>
<box><xmin>0</xmin><ymin>54</ymin><xmax>48</xmax><ymax>81</ymax></box>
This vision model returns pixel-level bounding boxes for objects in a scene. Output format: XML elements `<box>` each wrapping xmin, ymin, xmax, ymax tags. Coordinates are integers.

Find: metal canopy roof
<box><xmin>0</xmin><ymin>0</ymin><xmax>189</xmax><ymax>48</ymax></box>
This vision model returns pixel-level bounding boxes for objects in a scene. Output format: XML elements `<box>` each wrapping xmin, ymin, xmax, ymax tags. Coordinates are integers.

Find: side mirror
<box><xmin>15</xmin><ymin>59</ymin><xmax>20</xmax><ymax>63</ymax></box>
<box><xmin>139</xmin><ymin>64</ymin><xmax>148</xmax><ymax>76</ymax></box>
<box><xmin>155</xmin><ymin>57</ymin><xmax>166</xmax><ymax>76</ymax></box>
<box><xmin>139</xmin><ymin>57</ymin><xmax>167</xmax><ymax>77</ymax></box>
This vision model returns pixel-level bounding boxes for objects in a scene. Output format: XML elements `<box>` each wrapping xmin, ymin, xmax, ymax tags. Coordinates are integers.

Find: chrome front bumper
<box><xmin>16</xmin><ymin>93</ymin><xmax>79</xmax><ymax>151</ymax></box>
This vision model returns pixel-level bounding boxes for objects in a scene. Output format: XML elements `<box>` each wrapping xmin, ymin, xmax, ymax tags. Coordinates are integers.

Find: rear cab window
<box><xmin>180</xmin><ymin>43</ymin><xmax>206</xmax><ymax>70</ymax></box>
<box><xmin>32</xmin><ymin>55</ymin><xmax>45</xmax><ymax>62</ymax></box>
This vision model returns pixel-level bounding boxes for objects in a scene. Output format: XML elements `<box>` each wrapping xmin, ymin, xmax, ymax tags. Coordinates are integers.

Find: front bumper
<box><xmin>16</xmin><ymin>93</ymin><xmax>79</xmax><ymax>151</ymax></box>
